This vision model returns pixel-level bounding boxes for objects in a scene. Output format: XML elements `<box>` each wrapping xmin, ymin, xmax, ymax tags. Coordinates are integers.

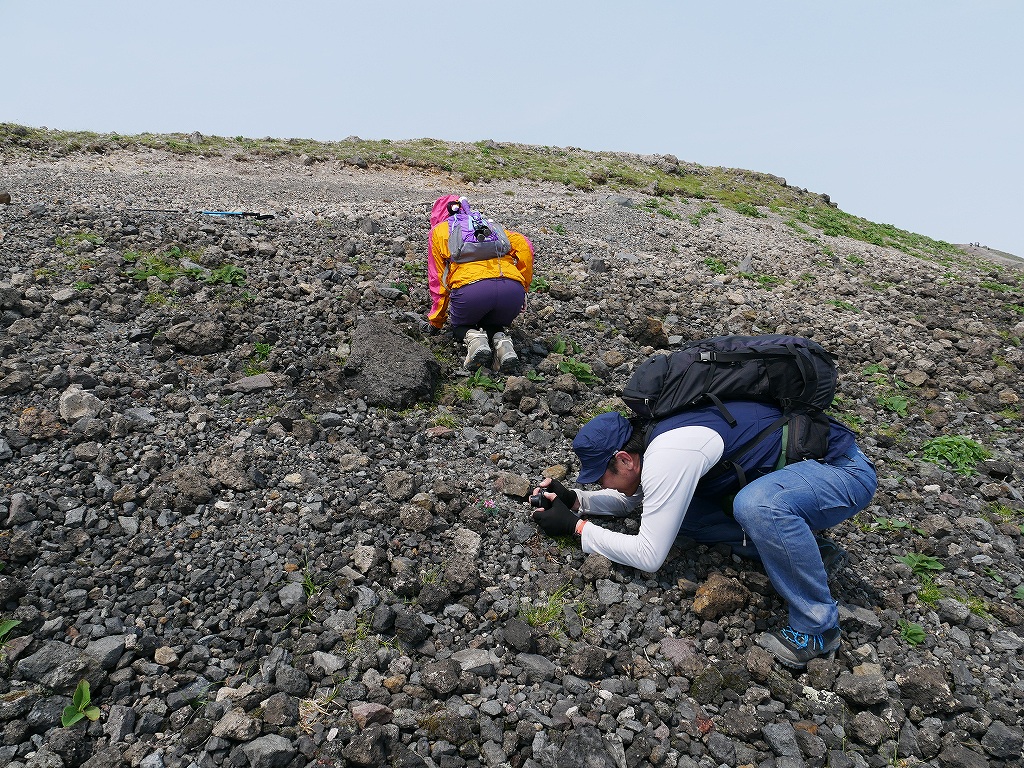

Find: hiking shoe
<box><xmin>492</xmin><ymin>332</ymin><xmax>520</xmax><ymax>374</ymax></box>
<box><xmin>464</xmin><ymin>329</ymin><xmax>492</xmax><ymax>370</ymax></box>
<box><xmin>756</xmin><ymin>625</ymin><xmax>842</xmax><ymax>669</ymax></box>
<box><xmin>816</xmin><ymin>536</ymin><xmax>848</xmax><ymax>580</ymax></box>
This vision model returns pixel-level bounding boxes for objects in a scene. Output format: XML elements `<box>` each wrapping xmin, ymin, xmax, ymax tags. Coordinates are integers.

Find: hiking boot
<box><xmin>756</xmin><ymin>625</ymin><xmax>842</xmax><ymax>669</ymax></box>
<box><xmin>816</xmin><ymin>536</ymin><xmax>848</xmax><ymax>580</ymax></box>
<box><xmin>492</xmin><ymin>332</ymin><xmax>520</xmax><ymax>374</ymax></box>
<box><xmin>463</xmin><ymin>329</ymin><xmax>492</xmax><ymax>370</ymax></box>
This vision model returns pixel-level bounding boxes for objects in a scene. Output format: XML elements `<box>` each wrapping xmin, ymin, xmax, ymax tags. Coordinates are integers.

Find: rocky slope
<box><xmin>1</xmin><ymin>143</ymin><xmax>1024</xmax><ymax>768</ymax></box>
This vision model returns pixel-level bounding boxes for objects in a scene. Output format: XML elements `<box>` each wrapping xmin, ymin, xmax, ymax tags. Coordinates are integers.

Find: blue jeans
<box><xmin>678</xmin><ymin>447</ymin><xmax>877</xmax><ymax>634</ymax></box>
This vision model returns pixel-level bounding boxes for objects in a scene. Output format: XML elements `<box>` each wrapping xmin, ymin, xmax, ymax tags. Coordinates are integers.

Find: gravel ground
<box><xmin>2</xmin><ymin>147</ymin><xmax>1024</xmax><ymax>768</ymax></box>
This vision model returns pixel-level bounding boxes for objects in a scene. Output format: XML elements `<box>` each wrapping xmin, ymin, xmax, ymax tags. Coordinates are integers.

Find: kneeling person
<box><xmin>531</xmin><ymin>404</ymin><xmax>877</xmax><ymax>668</ymax></box>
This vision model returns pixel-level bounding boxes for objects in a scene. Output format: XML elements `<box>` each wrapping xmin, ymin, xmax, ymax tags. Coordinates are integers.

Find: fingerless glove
<box><xmin>531</xmin><ymin>498</ymin><xmax>579</xmax><ymax>538</ymax></box>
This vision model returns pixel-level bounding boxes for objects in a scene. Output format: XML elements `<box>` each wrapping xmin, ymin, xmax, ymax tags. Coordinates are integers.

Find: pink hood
<box><xmin>430</xmin><ymin>195</ymin><xmax>460</xmax><ymax>228</ymax></box>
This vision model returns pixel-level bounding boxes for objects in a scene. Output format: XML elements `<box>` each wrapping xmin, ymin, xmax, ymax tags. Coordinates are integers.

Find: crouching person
<box><xmin>424</xmin><ymin>195</ymin><xmax>534</xmax><ymax>373</ymax></box>
<box><xmin>530</xmin><ymin>404</ymin><xmax>877</xmax><ymax>668</ymax></box>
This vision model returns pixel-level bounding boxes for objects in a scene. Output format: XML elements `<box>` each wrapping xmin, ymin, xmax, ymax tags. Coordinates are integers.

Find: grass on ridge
<box><xmin>1</xmin><ymin>122</ymin><xmax>965</xmax><ymax>260</ymax></box>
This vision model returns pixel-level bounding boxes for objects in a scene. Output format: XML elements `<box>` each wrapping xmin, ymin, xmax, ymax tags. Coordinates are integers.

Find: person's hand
<box><xmin>531</xmin><ymin>497</ymin><xmax>579</xmax><ymax>537</ymax></box>
<box><xmin>532</xmin><ymin>478</ymin><xmax>577</xmax><ymax>510</ymax></box>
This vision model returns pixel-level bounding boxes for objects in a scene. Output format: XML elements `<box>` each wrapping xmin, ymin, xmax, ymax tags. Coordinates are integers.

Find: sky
<box><xmin>4</xmin><ymin>1</ymin><xmax>1023</xmax><ymax>257</ymax></box>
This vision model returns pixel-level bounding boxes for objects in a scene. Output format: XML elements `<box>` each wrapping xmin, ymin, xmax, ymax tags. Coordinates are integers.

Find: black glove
<box><xmin>532</xmin><ymin>497</ymin><xmax>579</xmax><ymax>537</ymax></box>
<box><xmin>540</xmin><ymin>478</ymin><xmax>578</xmax><ymax>509</ymax></box>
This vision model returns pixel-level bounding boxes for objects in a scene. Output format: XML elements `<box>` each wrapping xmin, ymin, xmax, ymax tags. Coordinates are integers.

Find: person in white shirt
<box><xmin>531</xmin><ymin>407</ymin><xmax>877</xmax><ymax>668</ymax></box>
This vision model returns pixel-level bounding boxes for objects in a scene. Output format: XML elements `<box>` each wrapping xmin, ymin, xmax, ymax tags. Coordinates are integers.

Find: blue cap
<box><xmin>573</xmin><ymin>412</ymin><xmax>633</xmax><ymax>484</ymax></box>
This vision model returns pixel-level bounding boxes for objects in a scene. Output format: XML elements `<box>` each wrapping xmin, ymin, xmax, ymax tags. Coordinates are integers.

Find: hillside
<box><xmin>1</xmin><ymin>128</ymin><xmax>1024</xmax><ymax>768</ymax></box>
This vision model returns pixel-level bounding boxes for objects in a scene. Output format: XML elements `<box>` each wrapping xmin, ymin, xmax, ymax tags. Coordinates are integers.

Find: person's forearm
<box><xmin>580</xmin><ymin>522</ymin><xmax>671</xmax><ymax>573</ymax></box>
<box><xmin>578</xmin><ymin>488</ymin><xmax>639</xmax><ymax>519</ymax></box>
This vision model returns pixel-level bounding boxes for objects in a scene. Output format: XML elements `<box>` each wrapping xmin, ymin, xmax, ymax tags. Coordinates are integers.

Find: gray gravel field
<box><xmin>1</xmin><ymin>147</ymin><xmax>1023</xmax><ymax>768</ymax></box>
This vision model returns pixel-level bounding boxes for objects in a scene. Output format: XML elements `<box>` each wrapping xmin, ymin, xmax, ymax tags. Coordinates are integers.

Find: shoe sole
<box><xmin>769</xmin><ymin>647</ymin><xmax>838</xmax><ymax>670</ymax></box>
<box><xmin>497</xmin><ymin>355</ymin><xmax>520</xmax><ymax>374</ymax></box>
<box><xmin>466</xmin><ymin>348</ymin><xmax>492</xmax><ymax>370</ymax></box>
<box><xmin>756</xmin><ymin>634</ymin><xmax>841</xmax><ymax>669</ymax></box>
<box><xmin>825</xmin><ymin>550</ymin><xmax>848</xmax><ymax>582</ymax></box>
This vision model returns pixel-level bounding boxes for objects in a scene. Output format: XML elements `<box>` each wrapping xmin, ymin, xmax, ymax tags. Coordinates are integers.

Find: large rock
<box><xmin>163</xmin><ymin>320</ymin><xmax>227</xmax><ymax>354</ymax></box>
<box><xmin>420</xmin><ymin>658</ymin><xmax>461</xmax><ymax>696</ymax></box>
<box><xmin>58</xmin><ymin>385</ymin><xmax>103</xmax><ymax>421</ymax></box>
<box><xmin>343</xmin><ymin>319</ymin><xmax>441</xmax><ymax>408</ymax></box>
<box><xmin>552</xmin><ymin>726</ymin><xmax>618</xmax><ymax>767</ymax></box>
<box><xmin>156</xmin><ymin>465</ymin><xmax>219</xmax><ymax>512</ymax></box>
<box><xmin>896</xmin><ymin>665</ymin><xmax>956</xmax><ymax>714</ymax></box>
<box><xmin>692</xmin><ymin>572</ymin><xmax>750</xmax><ymax>620</ymax></box>
<box><xmin>835</xmin><ymin>672</ymin><xmax>890</xmax><ymax>707</ymax></box>
<box><xmin>0</xmin><ymin>371</ymin><xmax>32</xmax><ymax>394</ymax></box>
<box><xmin>15</xmin><ymin>641</ymin><xmax>103</xmax><ymax>691</ymax></box>
<box><xmin>239</xmin><ymin>734</ymin><xmax>296</xmax><ymax>768</ymax></box>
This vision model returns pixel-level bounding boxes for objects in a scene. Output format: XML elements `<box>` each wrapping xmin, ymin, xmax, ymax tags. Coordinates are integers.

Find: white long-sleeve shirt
<box><xmin>577</xmin><ymin>426</ymin><xmax>724</xmax><ymax>572</ymax></box>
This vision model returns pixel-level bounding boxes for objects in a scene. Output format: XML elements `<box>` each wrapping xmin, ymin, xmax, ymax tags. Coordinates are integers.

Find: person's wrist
<box><xmin>575</xmin><ymin>519</ymin><xmax>588</xmax><ymax>536</ymax></box>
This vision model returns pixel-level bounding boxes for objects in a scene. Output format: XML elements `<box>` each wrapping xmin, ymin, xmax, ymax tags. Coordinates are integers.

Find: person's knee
<box><xmin>732</xmin><ymin>482</ymin><xmax>776</xmax><ymax>528</ymax></box>
<box><xmin>732</xmin><ymin>493</ymin><xmax>769</xmax><ymax>535</ymax></box>
<box><xmin>733</xmin><ymin>479</ymin><xmax>804</xmax><ymax>535</ymax></box>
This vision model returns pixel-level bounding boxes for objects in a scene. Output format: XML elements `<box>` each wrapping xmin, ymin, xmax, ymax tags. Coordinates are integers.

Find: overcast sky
<box><xmin>4</xmin><ymin>1</ymin><xmax>1022</xmax><ymax>257</ymax></box>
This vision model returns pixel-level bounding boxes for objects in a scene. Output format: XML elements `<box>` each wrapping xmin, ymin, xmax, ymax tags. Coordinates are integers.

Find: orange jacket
<box><xmin>427</xmin><ymin>221</ymin><xmax>534</xmax><ymax>328</ymax></box>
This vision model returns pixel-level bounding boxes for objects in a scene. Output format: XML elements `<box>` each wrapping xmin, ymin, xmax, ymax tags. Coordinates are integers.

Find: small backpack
<box><xmin>621</xmin><ymin>334</ymin><xmax>839</xmax><ymax>484</ymax></box>
<box><xmin>445</xmin><ymin>197</ymin><xmax>511</xmax><ymax>264</ymax></box>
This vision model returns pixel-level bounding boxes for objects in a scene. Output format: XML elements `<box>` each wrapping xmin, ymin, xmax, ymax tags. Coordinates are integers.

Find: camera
<box><xmin>530</xmin><ymin>493</ymin><xmax>553</xmax><ymax>509</ymax></box>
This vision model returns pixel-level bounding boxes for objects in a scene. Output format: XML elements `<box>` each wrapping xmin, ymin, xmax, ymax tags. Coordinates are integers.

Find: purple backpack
<box><xmin>445</xmin><ymin>197</ymin><xmax>511</xmax><ymax>264</ymax></box>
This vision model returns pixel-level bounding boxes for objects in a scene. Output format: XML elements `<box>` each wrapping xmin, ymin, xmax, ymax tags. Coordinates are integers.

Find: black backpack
<box><xmin>621</xmin><ymin>334</ymin><xmax>838</xmax><ymax>485</ymax></box>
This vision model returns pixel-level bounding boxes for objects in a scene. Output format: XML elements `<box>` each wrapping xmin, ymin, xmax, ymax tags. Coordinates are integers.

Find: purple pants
<box><xmin>448</xmin><ymin>278</ymin><xmax>525</xmax><ymax>340</ymax></box>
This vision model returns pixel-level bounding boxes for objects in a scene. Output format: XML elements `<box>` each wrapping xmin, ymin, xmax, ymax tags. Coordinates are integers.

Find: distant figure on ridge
<box><xmin>425</xmin><ymin>195</ymin><xmax>534</xmax><ymax>373</ymax></box>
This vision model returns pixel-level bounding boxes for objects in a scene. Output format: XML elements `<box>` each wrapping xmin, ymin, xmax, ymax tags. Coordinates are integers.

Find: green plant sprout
<box><xmin>877</xmin><ymin>394</ymin><xmax>910</xmax><ymax>417</ymax></box>
<box><xmin>529</xmin><ymin>275</ymin><xmax>550</xmax><ymax>292</ymax></box>
<box><xmin>559</xmin><ymin>358</ymin><xmax>599</xmax><ymax>385</ymax></box>
<box><xmin>703</xmin><ymin>257</ymin><xmax>728</xmax><ymax>274</ymax></box>
<box><xmin>826</xmin><ymin>299</ymin><xmax>859</xmax><ymax>312</ymax></box>
<box><xmin>690</xmin><ymin>203</ymin><xmax>718</xmax><ymax>226</ymax></box>
<box><xmin>897</xmin><ymin>553</ymin><xmax>944</xmax><ymax>576</ymax></box>
<box><xmin>0</xmin><ymin>619</ymin><xmax>21</xmax><ymax>660</ymax></box>
<box><xmin>61</xmin><ymin>680</ymin><xmax>101</xmax><ymax>727</ymax></box>
<box><xmin>916</xmin><ymin>575</ymin><xmax>943</xmax><ymax>607</ymax></box>
<box><xmin>984</xmin><ymin>567</ymin><xmax>1004</xmax><ymax>584</ymax></box>
<box><xmin>206</xmin><ymin>264</ymin><xmax>246</xmax><ymax>286</ymax></box>
<box><xmin>898</xmin><ymin>620</ymin><xmax>926</xmax><ymax>646</ymax></box>
<box><xmin>732</xmin><ymin>202</ymin><xmax>765</xmax><ymax>217</ymax></box>
<box><xmin>920</xmin><ymin>435</ymin><xmax>990</xmax><ymax>475</ymax></box>
<box><xmin>467</xmin><ymin>370</ymin><xmax>503</xmax><ymax>391</ymax></box>
<box><xmin>550</xmin><ymin>335</ymin><xmax>578</xmax><ymax>355</ymax></box>
<box><xmin>523</xmin><ymin>585</ymin><xmax>573</xmax><ymax>627</ymax></box>
<box><xmin>872</xmin><ymin>516</ymin><xmax>924</xmax><ymax>535</ymax></box>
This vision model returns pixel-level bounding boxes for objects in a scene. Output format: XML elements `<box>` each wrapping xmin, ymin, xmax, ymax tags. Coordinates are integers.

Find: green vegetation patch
<box><xmin>3</xmin><ymin>123</ymin><xmax>967</xmax><ymax>261</ymax></box>
<box><xmin>125</xmin><ymin>246</ymin><xmax>245</xmax><ymax>286</ymax></box>
<box><xmin>898</xmin><ymin>619</ymin><xmax>926</xmax><ymax>646</ymax></box>
<box><xmin>559</xmin><ymin>358</ymin><xmax>600</xmax><ymax>385</ymax></box>
<box><xmin>920</xmin><ymin>435</ymin><xmax>990</xmax><ymax>475</ymax></box>
<box><xmin>897</xmin><ymin>552</ymin><xmax>944</xmax><ymax>576</ymax></box>
<box><xmin>800</xmin><ymin>206</ymin><xmax>963</xmax><ymax>260</ymax></box>
<box><xmin>690</xmin><ymin>203</ymin><xmax>718</xmax><ymax>227</ymax></box>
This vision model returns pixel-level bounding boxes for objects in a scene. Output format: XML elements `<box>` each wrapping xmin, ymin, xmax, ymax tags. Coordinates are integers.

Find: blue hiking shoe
<box><xmin>757</xmin><ymin>625</ymin><xmax>842</xmax><ymax>669</ymax></box>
